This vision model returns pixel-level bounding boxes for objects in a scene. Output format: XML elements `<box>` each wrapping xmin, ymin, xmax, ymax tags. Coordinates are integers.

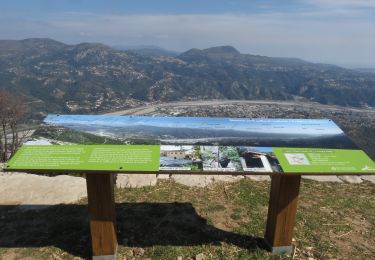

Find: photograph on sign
<box><xmin>200</xmin><ymin>146</ymin><xmax>242</xmax><ymax>172</ymax></box>
<box><xmin>43</xmin><ymin>115</ymin><xmax>358</xmax><ymax>149</ymax></box>
<box><xmin>159</xmin><ymin>145</ymin><xmax>202</xmax><ymax>171</ymax></box>
<box><xmin>237</xmin><ymin>146</ymin><xmax>283</xmax><ymax>173</ymax></box>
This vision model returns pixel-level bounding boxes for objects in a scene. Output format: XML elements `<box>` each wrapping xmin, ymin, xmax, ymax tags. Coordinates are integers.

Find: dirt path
<box><xmin>0</xmin><ymin>172</ymin><xmax>87</xmax><ymax>209</ymax></box>
<box><xmin>1</xmin><ymin>170</ymin><xmax>374</xmax><ymax>210</ymax></box>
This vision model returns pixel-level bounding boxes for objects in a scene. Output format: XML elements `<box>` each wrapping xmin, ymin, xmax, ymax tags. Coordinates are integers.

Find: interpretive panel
<box><xmin>5</xmin><ymin>115</ymin><xmax>375</xmax><ymax>174</ymax></box>
<box><xmin>273</xmin><ymin>148</ymin><xmax>375</xmax><ymax>173</ymax></box>
<box><xmin>7</xmin><ymin>145</ymin><xmax>160</xmax><ymax>171</ymax></box>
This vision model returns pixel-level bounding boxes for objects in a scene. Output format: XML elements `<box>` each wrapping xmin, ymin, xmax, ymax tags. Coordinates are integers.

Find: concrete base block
<box><xmin>269</xmin><ymin>245</ymin><xmax>294</xmax><ymax>255</ymax></box>
<box><xmin>93</xmin><ymin>244</ymin><xmax>117</xmax><ymax>260</ymax></box>
<box><xmin>264</xmin><ymin>239</ymin><xmax>294</xmax><ymax>255</ymax></box>
<box><xmin>92</xmin><ymin>255</ymin><xmax>116</xmax><ymax>260</ymax></box>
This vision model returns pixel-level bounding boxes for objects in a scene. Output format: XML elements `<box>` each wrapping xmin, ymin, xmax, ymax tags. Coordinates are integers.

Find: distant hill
<box><xmin>355</xmin><ymin>68</ymin><xmax>375</xmax><ymax>74</ymax></box>
<box><xmin>0</xmin><ymin>38</ymin><xmax>374</xmax><ymax>114</ymax></box>
<box><xmin>113</xmin><ymin>45</ymin><xmax>179</xmax><ymax>57</ymax></box>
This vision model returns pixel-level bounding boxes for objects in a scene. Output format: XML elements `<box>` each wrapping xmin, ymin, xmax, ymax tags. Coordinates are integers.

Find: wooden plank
<box><xmin>86</xmin><ymin>173</ymin><xmax>117</xmax><ymax>258</ymax></box>
<box><xmin>265</xmin><ymin>175</ymin><xmax>301</xmax><ymax>254</ymax></box>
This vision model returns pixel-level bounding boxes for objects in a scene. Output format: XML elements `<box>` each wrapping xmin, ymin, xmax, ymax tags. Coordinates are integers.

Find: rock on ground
<box><xmin>245</xmin><ymin>175</ymin><xmax>271</xmax><ymax>181</ymax></box>
<box><xmin>302</xmin><ymin>175</ymin><xmax>343</xmax><ymax>183</ymax></box>
<box><xmin>1</xmin><ymin>169</ymin><xmax>372</xmax><ymax>212</ymax></box>
<box><xmin>116</xmin><ymin>174</ymin><xmax>158</xmax><ymax>188</ymax></box>
<box><xmin>171</xmin><ymin>175</ymin><xmax>244</xmax><ymax>187</ymax></box>
<box><xmin>117</xmin><ymin>174</ymin><xmax>246</xmax><ymax>188</ymax></box>
<box><xmin>0</xmin><ymin>172</ymin><xmax>86</xmax><ymax>209</ymax></box>
<box><xmin>360</xmin><ymin>175</ymin><xmax>375</xmax><ymax>183</ymax></box>
<box><xmin>195</xmin><ymin>253</ymin><xmax>206</xmax><ymax>260</ymax></box>
<box><xmin>338</xmin><ymin>175</ymin><xmax>363</xmax><ymax>184</ymax></box>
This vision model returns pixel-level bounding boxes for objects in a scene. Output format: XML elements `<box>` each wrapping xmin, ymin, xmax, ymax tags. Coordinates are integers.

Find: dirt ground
<box><xmin>0</xmin><ymin>179</ymin><xmax>374</xmax><ymax>259</ymax></box>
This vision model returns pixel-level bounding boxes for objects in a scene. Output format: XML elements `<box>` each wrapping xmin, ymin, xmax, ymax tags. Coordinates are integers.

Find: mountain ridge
<box><xmin>0</xmin><ymin>38</ymin><xmax>374</xmax><ymax>114</ymax></box>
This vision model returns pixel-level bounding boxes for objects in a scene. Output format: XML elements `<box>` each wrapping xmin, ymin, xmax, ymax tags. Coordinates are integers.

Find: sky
<box><xmin>1</xmin><ymin>0</ymin><xmax>375</xmax><ymax>67</ymax></box>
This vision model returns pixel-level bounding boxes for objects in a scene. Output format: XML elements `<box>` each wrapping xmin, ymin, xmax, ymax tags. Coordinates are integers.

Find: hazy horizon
<box><xmin>1</xmin><ymin>0</ymin><xmax>375</xmax><ymax>68</ymax></box>
<box><xmin>0</xmin><ymin>37</ymin><xmax>373</xmax><ymax>70</ymax></box>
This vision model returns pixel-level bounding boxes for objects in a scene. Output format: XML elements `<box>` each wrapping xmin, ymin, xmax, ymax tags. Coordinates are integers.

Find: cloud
<box><xmin>306</xmin><ymin>0</ymin><xmax>375</xmax><ymax>8</ymax></box>
<box><xmin>301</xmin><ymin>0</ymin><xmax>375</xmax><ymax>17</ymax></box>
<box><xmin>0</xmin><ymin>9</ymin><xmax>374</xmax><ymax>67</ymax></box>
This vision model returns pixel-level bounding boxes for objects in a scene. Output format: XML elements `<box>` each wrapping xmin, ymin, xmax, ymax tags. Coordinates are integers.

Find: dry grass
<box><xmin>0</xmin><ymin>178</ymin><xmax>374</xmax><ymax>259</ymax></box>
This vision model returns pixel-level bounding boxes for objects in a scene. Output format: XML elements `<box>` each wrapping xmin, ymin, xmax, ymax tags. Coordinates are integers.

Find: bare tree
<box><xmin>0</xmin><ymin>90</ymin><xmax>28</xmax><ymax>162</ymax></box>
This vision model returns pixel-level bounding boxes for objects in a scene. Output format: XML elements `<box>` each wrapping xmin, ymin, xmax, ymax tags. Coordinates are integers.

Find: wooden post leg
<box><xmin>265</xmin><ymin>175</ymin><xmax>301</xmax><ymax>255</ymax></box>
<box><xmin>86</xmin><ymin>173</ymin><xmax>118</xmax><ymax>260</ymax></box>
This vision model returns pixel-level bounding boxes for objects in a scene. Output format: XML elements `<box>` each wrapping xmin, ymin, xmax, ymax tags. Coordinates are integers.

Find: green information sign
<box><xmin>6</xmin><ymin>145</ymin><xmax>161</xmax><ymax>172</ymax></box>
<box><xmin>4</xmin><ymin>116</ymin><xmax>375</xmax><ymax>175</ymax></box>
<box><xmin>273</xmin><ymin>148</ymin><xmax>375</xmax><ymax>173</ymax></box>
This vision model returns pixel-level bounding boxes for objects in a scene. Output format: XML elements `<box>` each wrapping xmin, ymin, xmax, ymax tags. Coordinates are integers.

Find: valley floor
<box><xmin>104</xmin><ymin>99</ymin><xmax>375</xmax><ymax>116</ymax></box>
<box><xmin>105</xmin><ymin>99</ymin><xmax>375</xmax><ymax>160</ymax></box>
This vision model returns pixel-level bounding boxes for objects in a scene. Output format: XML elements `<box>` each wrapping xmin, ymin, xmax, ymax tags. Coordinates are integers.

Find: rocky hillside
<box><xmin>0</xmin><ymin>38</ymin><xmax>375</xmax><ymax>114</ymax></box>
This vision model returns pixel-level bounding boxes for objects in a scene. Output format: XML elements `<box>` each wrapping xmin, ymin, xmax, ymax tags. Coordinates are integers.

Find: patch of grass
<box><xmin>230</xmin><ymin>212</ymin><xmax>241</xmax><ymax>220</ymax></box>
<box><xmin>207</xmin><ymin>204</ymin><xmax>226</xmax><ymax>212</ymax></box>
<box><xmin>1</xmin><ymin>178</ymin><xmax>374</xmax><ymax>259</ymax></box>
